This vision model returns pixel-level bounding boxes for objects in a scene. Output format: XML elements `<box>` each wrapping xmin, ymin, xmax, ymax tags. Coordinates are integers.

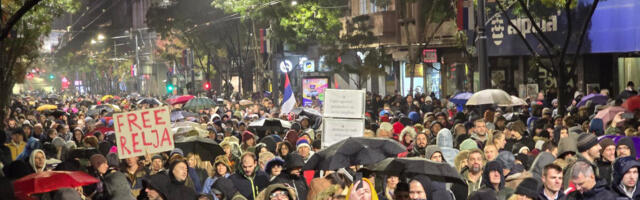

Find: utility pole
<box><xmin>477</xmin><ymin>0</ymin><xmax>490</xmax><ymax>90</ymax></box>
<box><xmin>134</xmin><ymin>33</ymin><xmax>140</xmax><ymax>93</ymax></box>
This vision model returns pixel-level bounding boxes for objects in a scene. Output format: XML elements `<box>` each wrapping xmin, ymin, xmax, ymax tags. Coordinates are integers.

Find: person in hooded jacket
<box><xmin>202</xmin><ymin>155</ymin><xmax>233</xmax><ymax>197</ymax></box>
<box><xmin>611</xmin><ymin>156</ymin><xmax>640</xmax><ymax>199</ymax></box>
<box><xmin>469</xmin><ymin>160</ymin><xmax>513</xmax><ymax>200</ymax></box>
<box><xmin>408</xmin><ymin>174</ymin><xmax>453</xmax><ymax>200</ymax></box>
<box><xmin>436</xmin><ymin>128</ymin><xmax>459</xmax><ymax>167</ymax></box>
<box><xmin>272</xmin><ymin>153</ymin><xmax>308</xmax><ymax>200</ymax></box>
<box><xmin>616</xmin><ymin>136</ymin><xmax>637</xmax><ymax>159</ymax></box>
<box><xmin>89</xmin><ymin>154</ymin><xmax>135</xmax><ymax>200</ymax></box>
<box><xmin>167</xmin><ymin>158</ymin><xmax>198</xmax><ymax>200</ymax></box>
<box><xmin>229</xmin><ymin>152</ymin><xmax>269</xmax><ymax>200</ymax></box>
<box><xmin>29</xmin><ymin>149</ymin><xmax>47</xmax><ymax>173</ymax></box>
<box><xmin>139</xmin><ymin>173</ymin><xmax>171</xmax><ymax>200</ymax></box>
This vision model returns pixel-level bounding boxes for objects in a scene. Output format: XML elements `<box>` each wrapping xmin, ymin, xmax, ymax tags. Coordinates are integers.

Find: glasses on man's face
<box><xmin>270</xmin><ymin>190</ymin><xmax>289</xmax><ymax>200</ymax></box>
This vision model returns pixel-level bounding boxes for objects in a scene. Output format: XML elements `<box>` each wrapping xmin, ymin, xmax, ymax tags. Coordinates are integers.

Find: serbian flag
<box><xmin>281</xmin><ymin>73</ymin><xmax>296</xmax><ymax>114</ymax></box>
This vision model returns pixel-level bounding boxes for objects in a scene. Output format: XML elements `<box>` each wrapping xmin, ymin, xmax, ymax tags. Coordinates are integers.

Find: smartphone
<box><xmin>622</xmin><ymin>112</ymin><xmax>635</xmax><ymax>119</ymax></box>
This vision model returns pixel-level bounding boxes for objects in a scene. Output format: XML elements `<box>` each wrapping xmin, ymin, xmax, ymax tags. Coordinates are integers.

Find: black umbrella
<box><xmin>76</xmin><ymin>100</ymin><xmax>94</xmax><ymax>108</ymax></box>
<box><xmin>248</xmin><ymin>118</ymin><xmax>292</xmax><ymax>138</ymax></box>
<box><xmin>367</xmin><ymin>157</ymin><xmax>466</xmax><ymax>184</ymax></box>
<box><xmin>259</xmin><ymin>135</ymin><xmax>280</xmax><ymax>153</ymax></box>
<box><xmin>47</xmin><ymin>110</ymin><xmax>67</xmax><ymax>118</ymax></box>
<box><xmin>137</xmin><ymin>98</ymin><xmax>163</xmax><ymax>106</ymax></box>
<box><xmin>87</xmin><ymin>105</ymin><xmax>117</xmax><ymax>117</ymax></box>
<box><xmin>170</xmin><ymin>110</ymin><xmax>199</xmax><ymax>122</ymax></box>
<box><xmin>303</xmin><ymin>137</ymin><xmax>406</xmax><ymax>170</ymax></box>
<box><xmin>175</xmin><ymin>136</ymin><xmax>224</xmax><ymax>163</ymax></box>
<box><xmin>292</xmin><ymin>108</ymin><xmax>323</xmax><ymax>130</ymax></box>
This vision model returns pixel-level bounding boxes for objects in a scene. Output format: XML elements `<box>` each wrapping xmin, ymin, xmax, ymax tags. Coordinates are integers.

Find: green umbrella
<box><xmin>183</xmin><ymin>97</ymin><xmax>216</xmax><ymax>112</ymax></box>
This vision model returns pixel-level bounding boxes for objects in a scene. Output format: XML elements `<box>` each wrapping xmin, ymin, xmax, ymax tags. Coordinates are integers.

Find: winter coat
<box><xmin>563</xmin><ymin>153</ymin><xmax>600</xmax><ymax>190</ymax></box>
<box><xmin>5</xmin><ymin>140</ymin><xmax>26</xmax><ymax>160</ymax></box>
<box><xmin>468</xmin><ymin>188</ymin><xmax>498</xmax><ymax>200</ymax></box>
<box><xmin>167</xmin><ymin>160</ymin><xmax>198</xmax><ymax>200</ymax></box>
<box><xmin>229</xmin><ymin>159</ymin><xmax>269</xmax><ymax>200</ymax></box>
<box><xmin>611</xmin><ymin>156</ymin><xmax>640</xmax><ymax>199</ymax></box>
<box><xmin>410</xmin><ymin>174</ymin><xmax>453</xmax><ymax>200</ymax></box>
<box><xmin>437</xmin><ymin>128</ymin><xmax>459</xmax><ymax>167</ymax></box>
<box><xmin>256</xmin><ymin>183</ymin><xmax>297</xmax><ymax>200</ymax></box>
<box><xmin>212</xmin><ymin>177</ymin><xmax>246</xmax><ymax>200</ymax></box>
<box><xmin>188</xmin><ymin>167</ymin><xmax>207</xmax><ymax>193</ymax></box>
<box><xmin>564</xmin><ymin>179</ymin><xmax>618</xmax><ymax>200</ymax></box>
<box><xmin>29</xmin><ymin>149</ymin><xmax>46</xmax><ymax>173</ymax></box>
<box><xmin>103</xmin><ymin>171</ymin><xmax>135</xmax><ymax>200</ymax></box>
<box><xmin>140</xmin><ymin>173</ymin><xmax>171</xmax><ymax>200</ymax></box>
<box><xmin>596</xmin><ymin>158</ymin><xmax>613</xmax><ymax>185</ymax></box>
<box><xmin>272</xmin><ymin>153</ymin><xmax>308</xmax><ymax>200</ymax></box>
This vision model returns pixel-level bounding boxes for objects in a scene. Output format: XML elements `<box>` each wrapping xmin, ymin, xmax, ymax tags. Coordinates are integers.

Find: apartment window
<box><xmin>370</xmin><ymin>0</ymin><xmax>377</xmax><ymax>13</ymax></box>
<box><xmin>360</xmin><ymin>0</ymin><xmax>367</xmax><ymax>15</ymax></box>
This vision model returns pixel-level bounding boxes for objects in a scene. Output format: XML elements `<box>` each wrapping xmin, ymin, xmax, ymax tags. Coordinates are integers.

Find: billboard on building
<box><xmin>302</xmin><ymin>77</ymin><xmax>329</xmax><ymax>107</ymax></box>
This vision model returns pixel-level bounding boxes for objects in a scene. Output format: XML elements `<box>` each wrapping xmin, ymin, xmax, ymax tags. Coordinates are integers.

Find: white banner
<box><xmin>323</xmin><ymin>89</ymin><xmax>365</xmax><ymax>119</ymax></box>
<box><xmin>114</xmin><ymin>106</ymin><xmax>174</xmax><ymax>159</ymax></box>
<box><xmin>322</xmin><ymin>118</ymin><xmax>365</xmax><ymax>148</ymax></box>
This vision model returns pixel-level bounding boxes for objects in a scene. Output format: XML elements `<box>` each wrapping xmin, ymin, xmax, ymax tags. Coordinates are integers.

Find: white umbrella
<box><xmin>466</xmin><ymin>89</ymin><xmax>513</xmax><ymax>106</ymax></box>
<box><xmin>499</xmin><ymin>96</ymin><xmax>528</xmax><ymax>107</ymax></box>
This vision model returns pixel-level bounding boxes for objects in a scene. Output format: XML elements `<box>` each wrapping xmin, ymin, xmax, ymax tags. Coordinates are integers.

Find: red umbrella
<box><xmin>13</xmin><ymin>171</ymin><xmax>99</xmax><ymax>199</ymax></box>
<box><xmin>167</xmin><ymin>95</ymin><xmax>195</xmax><ymax>105</ymax></box>
<box><xmin>623</xmin><ymin>96</ymin><xmax>640</xmax><ymax>112</ymax></box>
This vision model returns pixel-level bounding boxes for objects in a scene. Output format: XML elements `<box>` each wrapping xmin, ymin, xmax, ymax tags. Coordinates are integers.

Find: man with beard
<box><xmin>539</xmin><ymin>164</ymin><xmax>564</xmax><ymax>200</ymax></box>
<box><xmin>470</xmin><ymin>119</ymin><xmax>489</xmax><ymax>150</ymax></box>
<box><xmin>408</xmin><ymin>132</ymin><xmax>428</xmax><ymax>158</ymax></box>
<box><xmin>463</xmin><ymin>148</ymin><xmax>485</xmax><ymax>196</ymax></box>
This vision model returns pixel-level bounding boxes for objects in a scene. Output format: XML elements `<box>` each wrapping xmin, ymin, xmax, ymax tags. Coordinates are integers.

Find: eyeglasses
<box><xmin>270</xmin><ymin>190</ymin><xmax>289</xmax><ymax>200</ymax></box>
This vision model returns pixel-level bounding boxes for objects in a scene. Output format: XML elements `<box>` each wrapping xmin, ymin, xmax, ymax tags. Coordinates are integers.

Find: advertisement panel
<box><xmin>302</xmin><ymin>77</ymin><xmax>329</xmax><ymax>107</ymax></box>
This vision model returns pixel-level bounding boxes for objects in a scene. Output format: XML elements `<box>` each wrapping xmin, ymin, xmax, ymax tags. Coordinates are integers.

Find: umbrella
<box><xmin>623</xmin><ymin>96</ymin><xmax>640</xmax><ymax>112</ymax></box>
<box><xmin>466</xmin><ymin>89</ymin><xmax>512</xmax><ymax>106</ymax></box>
<box><xmin>137</xmin><ymin>98</ymin><xmax>163</xmax><ymax>106</ymax></box>
<box><xmin>175</xmin><ymin>136</ymin><xmax>225</xmax><ymax>163</ymax></box>
<box><xmin>303</xmin><ymin>137</ymin><xmax>406</xmax><ymax>170</ymax></box>
<box><xmin>76</xmin><ymin>100</ymin><xmax>94</xmax><ymax>108</ymax></box>
<box><xmin>576</xmin><ymin>93</ymin><xmax>608</xmax><ymax>108</ymax></box>
<box><xmin>126</xmin><ymin>93</ymin><xmax>141</xmax><ymax>100</ymax></box>
<box><xmin>46</xmin><ymin>94</ymin><xmax>60</xmax><ymax>100</ymax></box>
<box><xmin>595</xmin><ymin>106</ymin><xmax>626</xmax><ymax>127</ymax></box>
<box><xmin>87</xmin><ymin>104</ymin><xmax>120</xmax><ymax>116</ymax></box>
<box><xmin>292</xmin><ymin>107</ymin><xmax>323</xmax><ymax>129</ymax></box>
<box><xmin>47</xmin><ymin>110</ymin><xmax>67</xmax><ymax>118</ymax></box>
<box><xmin>367</xmin><ymin>157</ymin><xmax>466</xmax><ymax>184</ymax></box>
<box><xmin>101</xmin><ymin>95</ymin><xmax>114</xmax><ymax>101</ymax></box>
<box><xmin>239</xmin><ymin>99</ymin><xmax>253</xmax><ymax>106</ymax></box>
<box><xmin>499</xmin><ymin>96</ymin><xmax>528</xmax><ymax>107</ymax></box>
<box><xmin>36</xmin><ymin>104</ymin><xmax>57</xmax><ymax>112</ymax></box>
<box><xmin>13</xmin><ymin>171</ymin><xmax>99</xmax><ymax>198</ymax></box>
<box><xmin>249</xmin><ymin>118</ymin><xmax>292</xmax><ymax>130</ymax></box>
<box><xmin>172</xmin><ymin>121</ymin><xmax>209</xmax><ymax>137</ymax></box>
<box><xmin>183</xmin><ymin>97</ymin><xmax>216</xmax><ymax>111</ymax></box>
<box><xmin>167</xmin><ymin>95</ymin><xmax>195</xmax><ymax>105</ymax></box>
<box><xmin>450</xmin><ymin>92</ymin><xmax>473</xmax><ymax>105</ymax></box>
<box><xmin>171</xmin><ymin>110</ymin><xmax>200</xmax><ymax>122</ymax></box>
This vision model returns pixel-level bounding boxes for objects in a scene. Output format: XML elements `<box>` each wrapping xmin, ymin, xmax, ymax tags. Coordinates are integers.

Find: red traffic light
<box><xmin>203</xmin><ymin>82</ymin><xmax>211</xmax><ymax>90</ymax></box>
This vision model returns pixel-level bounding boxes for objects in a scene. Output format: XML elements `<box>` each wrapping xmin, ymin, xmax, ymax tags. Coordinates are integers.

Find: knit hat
<box><xmin>90</xmin><ymin>154</ymin><xmax>107</xmax><ymax>169</ymax></box>
<box><xmin>393</xmin><ymin>122</ymin><xmax>404</xmax><ymax>134</ymax></box>
<box><xmin>296</xmin><ymin>138</ymin><xmax>310</xmax><ymax>150</ymax></box>
<box><xmin>616</xmin><ymin>137</ymin><xmax>637</xmax><ymax>159</ymax></box>
<box><xmin>459</xmin><ymin>139</ymin><xmax>479</xmax><ymax>151</ymax></box>
<box><xmin>598</xmin><ymin>138</ymin><xmax>615</xmax><ymax>155</ymax></box>
<box><xmin>515</xmin><ymin>177</ymin><xmax>540</xmax><ymax>198</ymax></box>
<box><xmin>170</xmin><ymin>148</ymin><xmax>184</xmax><ymax>157</ymax></box>
<box><xmin>577</xmin><ymin>134</ymin><xmax>598</xmax><ymax>152</ymax></box>
<box><xmin>496</xmin><ymin>151</ymin><xmax>515</xmax><ymax>170</ymax></box>
<box><xmin>151</xmin><ymin>154</ymin><xmax>164</xmax><ymax>161</ymax></box>
<box><xmin>242</xmin><ymin>131</ymin><xmax>255</xmax><ymax>143</ymax></box>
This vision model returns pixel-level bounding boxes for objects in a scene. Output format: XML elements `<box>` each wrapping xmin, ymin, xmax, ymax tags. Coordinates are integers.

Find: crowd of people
<box><xmin>0</xmin><ymin>82</ymin><xmax>639</xmax><ymax>200</ymax></box>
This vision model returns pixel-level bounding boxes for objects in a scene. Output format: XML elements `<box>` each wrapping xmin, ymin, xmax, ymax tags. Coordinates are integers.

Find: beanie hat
<box><xmin>496</xmin><ymin>151</ymin><xmax>515</xmax><ymax>170</ymax></box>
<box><xmin>242</xmin><ymin>131</ymin><xmax>255</xmax><ymax>143</ymax></box>
<box><xmin>171</xmin><ymin>148</ymin><xmax>184</xmax><ymax>157</ymax></box>
<box><xmin>296</xmin><ymin>138</ymin><xmax>310</xmax><ymax>150</ymax></box>
<box><xmin>598</xmin><ymin>138</ymin><xmax>615</xmax><ymax>155</ymax></box>
<box><xmin>459</xmin><ymin>139</ymin><xmax>479</xmax><ymax>151</ymax></box>
<box><xmin>515</xmin><ymin>177</ymin><xmax>540</xmax><ymax>198</ymax></box>
<box><xmin>152</xmin><ymin>154</ymin><xmax>164</xmax><ymax>161</ymax></box>
<box><xmin>90</xmin><ymin>154</ymin><xmax>107</xmax><ymax>169</ymax></box>
<box><xmin>393</xmin><ymin>122</ymin><xmax>404</xmax><ymax>134</ymax></box>
<box><xmin>577</xmin><ymin>134</ymin><xmax>598</xmax><ymax>152</ymax></box>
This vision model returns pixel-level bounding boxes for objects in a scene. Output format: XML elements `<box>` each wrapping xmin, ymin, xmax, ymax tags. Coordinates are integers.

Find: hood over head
<box><xmin>617</xmin><ymin>137</ymin><xmax>637</xmax><ymax>159</ymax></box>
<box><xmin>612</xmin><ymin>156</ymin><xmax>640</xmax><ymax>188</ymax></box>
<box><xmin>29</xmin><ymin>149</ymin><xmax>46</xmax><ymax>172</ymax></box>
<box><xmin>482</xmin><ymin>160</ymin><xmax>505</xmax><ymax>190</ymax></box>
<box><xmin>529</xmin><ymin>152</ymin><xmax>556</xmax><ymax>180</ymax></box>
<box><xmin>436</xmin><ymin>128</ymin><xmax>454</xmax><ymax>148</ymax></box>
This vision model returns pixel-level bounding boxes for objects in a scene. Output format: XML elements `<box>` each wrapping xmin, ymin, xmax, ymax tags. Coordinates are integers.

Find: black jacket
<box><xmin>564</xmin><ymin>179</ymin><xmax>618</xmax><ymax>200</ymax></box>
<box><xmin>272</xmin><ymin>173</ymin><xmax>308</xmax><ymax>200</ymax></box>
<box><xmin>596</xmin><ymin>158</ymin><xmax>613</xmax><ymax>185</ymax></box>
<box><xmin>611</xmin><ymin>156</ymin><xmax>640</xmax><ymax>199</ymax></box>
<box><xmin>229</xmin><ymin>165</ymin><xmax>269</xmax><ymax>200</ymax></box>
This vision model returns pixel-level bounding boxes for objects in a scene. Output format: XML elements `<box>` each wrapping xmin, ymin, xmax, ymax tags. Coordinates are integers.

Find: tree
<box><xmin>323</xmin><ymin>15</ymin><xmax>391</xmax><ymax>89</ymax></box>
<box><xmin>395</xmin><ymin>0</ymin><xmax>457</xmax><ymax>96</ymax></box>
<box><xmin>0</xmin><ymin>0</ymin><xmax>78</xmax><ymax>128</ymax></box>
<box><xmin>493</xmin><ymin>0</ymin><xmax>601</xmax><ymax>116</ymax></box>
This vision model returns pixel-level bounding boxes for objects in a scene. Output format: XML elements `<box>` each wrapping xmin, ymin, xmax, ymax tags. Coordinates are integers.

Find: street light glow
<box><xmin>91</xmin><ymin>39</ymin><xmax>96</xmax><ymax>44</ymax></box>
<box><xmin>291</xmin><ymin>1</ymin><xmax>297</xmax><ymax>6</ymax></box>
<box><xmin>97</xmin><ymin>34</ymin><xmax>105</xmax><ymax>41</ymax></box>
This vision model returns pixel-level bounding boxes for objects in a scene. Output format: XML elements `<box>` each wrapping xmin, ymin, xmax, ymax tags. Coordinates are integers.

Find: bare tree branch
<box><xmin>569</xmin><ymin>0</ymin><xmax>600</xmax><ymax>77</ymax></box>
<box><xmin>0</xmin><ymin>0</ymin><xmax>43</xmax><ymax>41</ymax></box>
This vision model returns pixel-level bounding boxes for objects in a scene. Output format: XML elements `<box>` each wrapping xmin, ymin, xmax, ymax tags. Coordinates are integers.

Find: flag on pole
<box><xmin>281</xmin><ymin>73</ymin><xmax>296</xmax><ymax>114</ymax></box>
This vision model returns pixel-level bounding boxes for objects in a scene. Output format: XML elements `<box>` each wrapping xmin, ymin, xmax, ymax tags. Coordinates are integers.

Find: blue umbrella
<box><xmin>576</xmin><ymin>93</ymin><xmax>608</xmax><ymax>108</ymax></box>
<box><xmin>450</xmin><ymin>92</ymin><xmax>473</xmax><ymax>105</ymax></box>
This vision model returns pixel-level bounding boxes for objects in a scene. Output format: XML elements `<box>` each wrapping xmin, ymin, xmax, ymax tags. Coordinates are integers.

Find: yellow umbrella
<box><xmin>101</xmin><ymin>95</ymin><xmax>114</xmax><ymax>101</ymax></box>
<box><xmin>36</xmin><ymin>104</ymin><xmax>58</xmax><ymax>112</ymax></box>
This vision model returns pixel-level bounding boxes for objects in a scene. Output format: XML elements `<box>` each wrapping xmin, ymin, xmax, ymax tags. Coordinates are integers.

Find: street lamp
<box><xmin>97</xmin><ymin>34</ymin><xmax>105</xmax><ymax>41</ymax></box>
<box><xmin>291</xmin><ymin>1</ymin><xmax>297</xmax><ymax>6</ymax></box>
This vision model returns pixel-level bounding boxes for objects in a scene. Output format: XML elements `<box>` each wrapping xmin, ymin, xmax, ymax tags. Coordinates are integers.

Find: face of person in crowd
<box><xmin>602</xmin><ymin>145</ymin><xmax>616</xmax><ymax>162</ymax></box>
<box><xmin>572</xmin><ymin>172</ymin><xmax>596</xmax><ymax>194</ymax></box>
<box><xmin>152</xmin><ymin>158</ymin><xmax>164</xmax><ymax>171</ymax></box>
<box><xmin>270</xmin><ymin>190</ymin><xmax>290</xmax><ymax>200</ymax></box>
<box><xmin>97</xmin><ymin>163</ymin><xmax>109</xmax><ymax>174</ymax></box>
<box><xmin>617</xmin><ymin>145</ymin><xmax>632</xmax><ymax>157</ymax></box>
<box><xmin>34</xmin><ymin>151</ymin><xmax>45</xmax><ymax>169</ymax></box>
<box><xmin>495</xmin><ymin>135</ymin><xmax>506</xmax><ymax>150</ymax></box>
<box><xmin>560</xmin><ymin>129</ymin><xmax>569</xmax><ymax>138</ymax></box>
<box><xmin>455</xmin><ymin>126</ymin><xmax>467</xmax><ymax>135</ymax></box>
<box><xmin>216</xmin><ymin>163</ymin><xmax>228</xmax><ymax>175</ymax></box>
<box><xmin>290</xmin><ymin>167</ymin><xmax>301</xmax><ymax>176</ymax></box>
<box><xmin>387</xmin><ymin>176</ymin><xmax>399</xmax><ymax>190</ymax></box>
<box><xmin>473</xmin><ymin>121</ymin><xmax>487</xmax><ymax>136</ymax></box>
<box><xmin>246</xmin><ymin>138</ymin><xmax>255</xmax><ymax>146</ymax></box>
<box><xmin>468</xmin><ymin>152</ymin><xmax>484</xmax><ymax>174</ymax></box>
<box><xmin>224</xmin><ymin>146</ymin><xmax>231</xmax><ymax>155</ymax></box>
<box><xmin>74</xmin><ymin>130</ymin><xmax>82</xmax><ymax>141</ymax></box>
<box><xmin>187</xmin><ymin>156</ymin><xmax>197</xmax><ymax>168</ymax></box>
<box><xmin>349</xmin><ymin>180</ymin><xmax>372</xmax><ymax>200</ymax></box>
<box><xmin>271</xmin><ymin>165</ymin><xmax>282</xmax><ymax>176</ymax></box>
<box><xmin>8</xmin><ymin>120</ymin><xmax>16</xmax><ymax>128</ymax></box>
<box><xmin>430</xmin><ymin>152</ymin><xmax>443</xmax><ymax>163</ymax></box>
<box><xmin>415</xmin><ymin>134</ymin><xmax>428</xmax><ymax>148</ymax></box>
<box><xmin>431</xmin><ymin>124</ymin><xmax>442</xmax><ymax>136</ymax></box>
<box><xmin>509</xmin><ymin>130</ymin><xmax>522</xmax><ymax>140</ymax></box>
<box><xmin>586</xmin><ymin>144</ymin><xmax>602</xmax><ymax>159</ymax></box>
<box><xmin>437</xmin><ymin>116</ymin><xmax>446</xmax><ymax>125</ymax></box>
<box><xmin>48</xmin><ymin>129</ymin><xmax>57</xmax><ymax>139</ymax></box>
<box><xmin>126</xmin><ymin>157</ymin><xmax>138</xmax><ymax>167</ymax></box>
<box><xmin>145</xmin><ymin>188</ymin><xmax>163</xmax><ymax>200</ymax></box>
<box><xmin>298</xmin><ymin>146</ymin><xmax>310</xmax><ymax>158</ymax></box>
<box><xmin>280</xmin><ymin>145</ymin><xmax>289</xmax><ymax>156</ymax></box>
<box><xmin>623</xmin><ymin>167</ymin><xmax>639</xmax><ymax>189</ymax></box>
<box><xmin>404</xmin><ymin>135</ymin><xmax>413</xmax><ymax>145</ymax></box>
<box><xmin>34</xmin><ymin>126</ymin><xmax>43</xmax><ymax>135</ymax></box>
<box><xmin>242</xmin><ymin>156</ymin><xmax>257</xmax><ymax>177</ymax></box>
<box><xmin>409</xmin><ymin>180</ymin><xmax>426</xmax><ymax>200</ymax></box>
<box><xmin>489</xmin><ymin>170</ymin><xmax>501</xmax><ymax>186</ymax></box>
<box><xmin>172</xmin><ymin>162</ymin><xmax>188</xmax><ymax>182</ymax></box>
<box><xmin>301</xmin><ymin>119</ymin><xmax>309</xmax><ymax>128</ymax></box>
<box><xmin>11</xmin><ymin>133</ymin><xmax>23</xmax><ymax>143</ymax></box>
<box><xmin>395</xmin><ymin>190</ymin><xmax>410</xmax><ymax>200</ymax></box>
<box><xmin>23</xmin><ymin>126</ymin><xmax>31</xmax><ymax>136</ymax></box>
<box><xmin>484</xmin><ymin>145</ymin><xmax>498</xmax><ymax>161</ymax></box>
<box><xmin>542</xmin><ymin>168</ymin><xmax>563</xmax><ymax>193</ymax></box>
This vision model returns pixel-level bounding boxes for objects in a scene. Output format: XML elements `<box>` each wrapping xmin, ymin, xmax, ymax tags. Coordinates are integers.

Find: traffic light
<box><xmin>203</xmin><ymin>82</ymin><xmax>211</xmax><ymax>90</ymax></box>
<box><xmin>166</xmin><ymin>83</ymin><xmax>174</xmax><ymax>93</ymax></box>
